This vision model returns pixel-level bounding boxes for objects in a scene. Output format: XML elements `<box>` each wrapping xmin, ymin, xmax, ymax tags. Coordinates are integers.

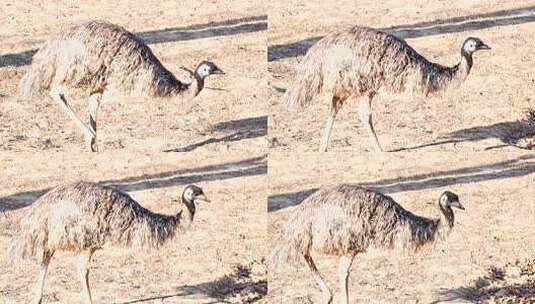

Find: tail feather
<box><xmin>270</xmin><ymin>213</ymin><xmax>312</xmax><ymax>270</ymax></box>
<box><xmin>269</xmin><ymin>234</ymin><xmax>300</xmax><ymax>271</ymax></box>
<box><xmin>6</xmin><ymin>234</ymin><xmax>37</xmax><ymax>264</ymax></box>
<box><xmin>19</xmin><ymin>66</ymin><xmax>55</xmax><ymax>98</ymax></box>
<box><xmin>281</xmin><ymin>53</ymin><xmax>324</xmax><ymax>109</ymax></box>
<box><xmin>18</xmin><ymin>45</ymin><xmax>56</xmax><ymax>98</ymax></box>
<box><xmin>6</xmin><ymin>218</ymin><xmax>46</xmax><ymax>264</ymax></box>
<box><xmin>19</xmin><ymin>72</ymin><xmax>38</xmax><ymax>97</ymax></box>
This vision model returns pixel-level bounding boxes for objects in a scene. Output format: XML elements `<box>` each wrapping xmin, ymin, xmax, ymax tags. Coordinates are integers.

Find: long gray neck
<box><xmin>420</xmin><ymin>50</ymin><xmax>473</xmax><ymax>95</ymax></box>
<box><xmin>457</xmin><ymin>49</ymin><xmax>473</xmax><ymax>79</ymax></box>
<box><xmin>176</xmin><ymin>195</ymin><xmax>195</xmax><ymax>225</ymax></box>
<box><xmin>431</xmin><ymin>50</ymin><xmax>472</xmax><ymax>94</ymax></box>
<box><xmin>168</xmin><ymin>68</ymin><xmax>205</xmax><ymax>98</ymax></box>
<box><xmin>437</xmin><ymin>202</ymin><xmax>455</xmax><ymax>239</ymax></box>
<box><xmin>190</xmin><ymin>71</ymin><xmax>205</xmax><ymax>97</ymax></box>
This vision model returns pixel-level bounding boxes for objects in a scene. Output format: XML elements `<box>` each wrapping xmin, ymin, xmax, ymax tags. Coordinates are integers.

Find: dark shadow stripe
<box><xmin>0</xmin><ymin>155</ymin><xmax>267</xmax><ymax>212</ymax></box>
<box><xmin>164</xmin><ymin>116</ymin><xmax>267</xmax><ymax>152</ymax></box>
<box><xmin>268</xmin><ymin>154</ymin><xmax>535</xmax><ymax>212</ymax></box>
<box><xmin>0</xmin><ymin>15</ymin><xmax>267</xmax><ymax>67</ymax></box>
<box><xmin>268</xmin><ymin>6</ymin><xmax>535</xmax><ymax>61</ymax></box>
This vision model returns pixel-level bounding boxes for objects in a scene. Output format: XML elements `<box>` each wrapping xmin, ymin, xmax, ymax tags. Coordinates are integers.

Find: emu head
<box><xmin>182</xmin><ymin>185</ymin><xmax>210</xmax><ymax>206</ymax></box>
<box><xmin>195</xmin><ymin>60</ymin><xmax>224</xmax><ymax>79</ymax></box>
<box><xmin>438</xmin><ymin>191</ymin><xmax>464</xmax><ymax>228</ymax></box>
<box><xmin>176</xmin><ymin>185</ymin><xmax>210</xmax><ymax>223</ymax></box>
<box><xmin>462</xmin><ymin>37</ymin><xmax>491</xmax><ymax>56</ymax></box>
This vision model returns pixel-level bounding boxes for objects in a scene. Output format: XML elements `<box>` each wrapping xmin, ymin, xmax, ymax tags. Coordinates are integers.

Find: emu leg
<box><xmin>338</xmin><ymin>255</ymin><xmax>355</xmax><ymax>304</ymax></box>
<box><xmin>87</xmin><ymin>93</ymin><xmax>102</xmax><ymax>152</ymax></box>
<box><xmin>319</xmin><ymin>96</ymin><xmax>342</xmax><ymax>152</ymax></box>
<box><xmin>303</xmin><ymin>253</ymin><xmax>333</xmax><ymax>304</ymax></box>
<box><xmin>49</xmin><ymin>88</ymin><xmax>96</xmax><ymax>152</ymax></box>
<box><xmin>357</xmin><ymin>95</ymin><xmax>383</xmax><ymax>152</ymax></box>
<box><xmin>34</xmin><ymin>251</ymin><xmax>54</xmax><ymax>304</ymax></box>
<box><xmin>77</xmin><ymin>250</ymin><xmax>95</xmax><ymax>304</ymax></box>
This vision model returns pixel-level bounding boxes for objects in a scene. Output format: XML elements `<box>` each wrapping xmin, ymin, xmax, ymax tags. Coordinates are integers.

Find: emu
<box><xmin>270</xmin><ymin>184</ymin><xmax>464</xmax><ymax>304</ymax></box>
<box><xmin>282</xmin><ymin>26</ymin><xmax>490</xmax><ymax>152</ymax></box>
<box><xmin>7</xmin><ymin>181</ymin><xmax>210</xmax><ymax>304</ymax></box>
<box><xmin>19</xmin><ymin>20</ymin><xmax>224</xmax><ymax>152</ymax></box>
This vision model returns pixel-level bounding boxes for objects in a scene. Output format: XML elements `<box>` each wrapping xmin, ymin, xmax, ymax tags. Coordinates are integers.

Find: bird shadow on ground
<box><xmin>163</xmin><ymin>115</ymin><xmax>267</xmax><ymax>152</ymax></box>
<box><xmin>0</xmin><ymin>155</ymin><xmax>267</xmax><ymax>212</ymax></box>
<box><xmin>0</xmin><ymin>15</ymin><xmax>267</xmax><ymax>68</ymax></box>
<box><xmin>0</xmin><ymin>49</ymin><xmax>37</xmax><ymax>68</ymax></box>
<box><xmin>268</xmin><ymin>154</ymin><xmax>535</xmax><ymax>212</ymax></box>
<box><xmin>431</xmin><ymin>260</ymin><xmax>535</xmax><ymax>303</ymax></box>
<box><xmin>114</xmin><ymin>263</ymin><xmax>267</xmax><ymax>304</ymax></box>
<box><xmin>390</xmin><ymin>118</ymin><xmax>535</xmax><ymax>152</ymax></box>
<box><xmin>268</xmin><ymin>5</ymin><xmax>535</xmax><ymax>61</ymax></box>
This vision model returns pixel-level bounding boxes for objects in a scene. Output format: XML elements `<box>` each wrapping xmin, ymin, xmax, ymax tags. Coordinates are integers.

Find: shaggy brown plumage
<box><xmin>20</xmin><ymin>20</ymin><xmax>221</xmax><ymax>98</ymax></box>
<box><xmin>282</xmin><ymin>26</ymin><xmax>490</xmax><ymax>152</ymax></box>
<box><xmin>9</xmin><ymin>182</ymin><xmax>183</xmax><ymax>262</ymax></box>
<box><xmin>7</xmin><ymin>181</ymin><xmax>209</xmax><ymax>304</ymax></box>
<box><xmin>19</xmin><ymin>20</ymin><xmax>223</xmax><ymax>152</ymax></box>
<box><xmin>270</xmin><ymin>184</ymin><xmax>464</xmax><ymax>304</ymax></box>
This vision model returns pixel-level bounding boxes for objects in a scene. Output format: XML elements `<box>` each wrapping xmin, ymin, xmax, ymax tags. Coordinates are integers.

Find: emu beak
<box><xmin>452</xmin><ymin>200</ymin><xmax>465</xmax><ymax>210</ymax></box>
<box><xmin>195</xmin><ymin>194</ymin><xmax>211</xmax><ymax>203</ymax></box>
<box><xmin>212</xmin><ymin>67</ymin><xmax>225</xmax><ymax>75</ymax></box>
<box><xmin>478</xmin><ymin>43</ymin><xmax>491</xmax><ymax>50</ymax></box>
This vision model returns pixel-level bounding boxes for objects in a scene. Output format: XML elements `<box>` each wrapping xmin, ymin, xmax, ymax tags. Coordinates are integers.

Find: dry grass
<box><xmin>174</xmin><ymin>261</ymin><xmax>267</xmax><ymax>304</ymax></box>
<box><xmin>436</xmin><ymin>258</ymin><xmax>535</xmax><ymax>303</ymax></box>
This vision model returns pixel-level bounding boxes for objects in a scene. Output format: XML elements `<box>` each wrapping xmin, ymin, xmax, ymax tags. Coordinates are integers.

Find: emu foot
<box><xmin>85</xmin><ymin>135</ymin><xmax>98</xmax><ymax>152</ymax></box>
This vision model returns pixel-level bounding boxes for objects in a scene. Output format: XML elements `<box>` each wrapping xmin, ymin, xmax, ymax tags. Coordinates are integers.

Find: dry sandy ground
<box><xmin>267</xmin><ymin>151</ymin><xmax>535</xmax><ymax>303</ymax></box>
<box><xmin>269</xmin><ymin>0</ymin><xmax>535</xmax><ymax>153</ymax></box>
<box><xmin>0</xmin><ymin>0</ymin><xmax>267</xmax><ymax>154</ymax></box>
<box><xmin>0</xmin><ymin>151</ymin><xmax>267</xmax><ymax>303</ymax></box>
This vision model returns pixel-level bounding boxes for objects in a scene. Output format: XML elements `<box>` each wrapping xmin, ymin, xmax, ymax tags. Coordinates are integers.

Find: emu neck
<box><xmin>191</xmin><ymin>72</ymin><xmax>205</xmax><ymax>97</ymax></box>
<box><xmin>167</xmin><ymin>70</ymin><xmax>204</xmax><ymax>98</ymax></box>
<box><xmin>432</xmin><ymin>51</ymin><xmax>472</xmax><ymax>94</ymax></box>
<box><xmin>177</xmin><ymin>195</ymin><xmax>196</xmax><ymax>224</ymax></box>
<box><xmin>437</xmin><ymin>203</ymin><xmax>455</xmax><ymax>238</ymax></box>
<box><xmin>457</xmin><ymin>50</ymin><xmax>473</xmax><ymax>80</ymax></box>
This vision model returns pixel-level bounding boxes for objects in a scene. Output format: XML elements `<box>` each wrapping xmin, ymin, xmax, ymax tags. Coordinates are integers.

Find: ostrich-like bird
<box><xmin>270</xmin><ymin>184</ymin><xmax>464</xmax><ymax>304</ymax></box>
<box><xmin>282</xmin><ymin>26</ymin><xmax>490</xmax><ymax>152</ymax></box>
<box><xmin>7</xmin><ymin>181</ymin><xmax>210</xmax><ymax>304</ymax></box>
<box><xmin>19</xmin><ymin>20</ymin><xmax>224</xmax><ymax>152</ymax></box>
